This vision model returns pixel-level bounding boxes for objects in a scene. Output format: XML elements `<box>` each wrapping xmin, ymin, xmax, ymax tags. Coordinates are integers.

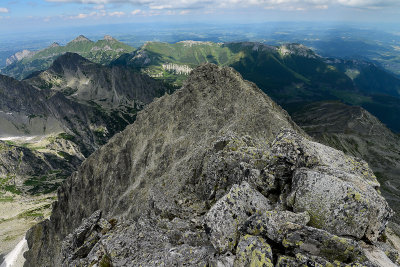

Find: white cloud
<box><xmin>44</xmin><ymin>0</ymin><xmax>400</xmax><ymax>10</ymax></box>
<box><xmin>68</xmin><ymin>11</ymin><xmax>107</xmax><ymax>19</ymax></box>
<box><xmin>131</xmin><ymin>9</ymin><xmax>142</xmax><ymax>14</ymax></box>
<box><xmin>76</xmin><ymin>13</ymin><xmax>91</xmax><ymax>18</ymax></box>
<box><xmin>149</xmin><ymin>5</ymin><xmax>172</xmax><ymax>10</ymax></box>
<box><xmin>109</xmin><ymin>11</ymin><xmax>125</xmax><ymax>16</ymax></box>
<box><xmin>0</xmin><ymin>7</ymin><xmax>9</xmax><ymax>13</ymax></box>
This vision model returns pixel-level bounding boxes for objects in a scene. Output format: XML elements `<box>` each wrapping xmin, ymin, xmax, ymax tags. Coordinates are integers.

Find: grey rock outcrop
<box><xmin>6</xmin><ymin>50</ymin><xmax>36</xmax><ymax>66</ymax></box>
<box><xmin>24</xmin><ymin>64</ymin><xmax>398</xmax><ymax>266</ymax></box>
<box><xmin>289</xmin><ymin>167</ymin><xmax>390</xmax><ymax>241</ymax></box>
<box><xmin>292</xmin><ymin>101</ymin><xmax>400</xmax><ymax>225</ymax></box>
<box><xmin>204</xmin><ymin>181</ymin><xmax>272</xmax><ymax>253</ymax></box>
<box><xmin>242</xmin><ymin>210</ymin><xmax>310</xmax><ymax>242</ymax></box>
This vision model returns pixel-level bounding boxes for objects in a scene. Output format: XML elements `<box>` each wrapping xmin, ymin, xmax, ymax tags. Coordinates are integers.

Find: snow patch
<box><xmin>0</xmin><ymin>136</ymin><xmax>37</xmax><ymax>141</ymax></box>
<box><xmin>0</xmin><ymin>238</ymin><xmax>28</xmax><ymax>267</ymax></box>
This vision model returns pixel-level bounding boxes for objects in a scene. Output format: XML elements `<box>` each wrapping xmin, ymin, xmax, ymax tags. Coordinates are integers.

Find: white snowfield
<box><xmin>0</xmin><ymin>136</ymin><xmax>37</xmax><ymax>141</ymax></box>
<box><xmin>0</xmin><ymin>238</ymin><xmax>28</xmax><ymax>267</ymax></box>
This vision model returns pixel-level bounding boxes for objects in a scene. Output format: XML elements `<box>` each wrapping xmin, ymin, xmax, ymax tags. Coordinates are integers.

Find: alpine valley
<box><xmin>0</xmin><ymin>34</ymin><xmax>399</xmax><ymax>266</ymax></box>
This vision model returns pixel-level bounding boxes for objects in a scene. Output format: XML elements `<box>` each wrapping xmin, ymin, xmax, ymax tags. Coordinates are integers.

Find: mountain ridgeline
<box><xmin>27</xmin><ymin>53</ymin><xmax>168</xmax><ymax>109</ymax></box>
<box><xmin>24</xmin><ymin>64</ymin><xmax>399</xmax><ymax>266</ymax></box>
<box><xmin>111</xmin><ymin>41</ymin><xmax>400</xmax><ymax>133</ymax></box>
<box><xmin>2</xmin><ymin>38</ymin><xmax>400</xmax><ymax>132</ymax></box>
<box><xmin>1</xmin><ymin>35</ymin><xmax>134</xmax><ymax>80</ymax></box>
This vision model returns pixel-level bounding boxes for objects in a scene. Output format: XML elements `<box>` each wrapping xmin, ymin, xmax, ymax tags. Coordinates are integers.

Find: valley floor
<box><xmin>0</xmin><ymin>193</ymin><xmax>55</xmax><ymax>257</ymax></box>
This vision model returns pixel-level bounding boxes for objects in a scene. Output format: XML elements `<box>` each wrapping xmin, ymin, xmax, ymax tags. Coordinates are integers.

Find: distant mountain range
<box><xmin>1</xmin><ymin>35</ymin><xmax>134</xmax><ymax>80</ymax></box>
<box><xmin>2</xmin><ymin>36</ymin><xmax>400</xmax><ymax>133</ymax></box>
<box><xmin>111</xmin><ymin>40</ymin><xmax>400</xmax><ymax>133</ymax></box>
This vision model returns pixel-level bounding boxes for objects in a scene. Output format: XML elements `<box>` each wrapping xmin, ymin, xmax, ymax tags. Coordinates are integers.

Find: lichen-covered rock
<box><xmin>241</xmin><ymin>210</ymin><xmax>309</xmax><ymax>242</ymax></box>
<box><xmin>276</xmin><ymin>253</ymin><xmax>375</xmax><ymax>267</ymax></box>
<box><xmin>234</xmin><ymin>235</ymin><xmax>273</xmax><ymax>267</ymax></box>
<box><xmin>288</xmin><ymin>167</ymin><xmax>392</xmax><ymax>241</ymax></box>
<box><xmin>275</xmin><ymin>255</ymin><xmax>299</xmax><ymax>267</ymax></box>
<box><xmin>60</xmin><ymin>210</ymin><xmax>115</xmax><ymax>265</ymax></box>
<box><xmin>270</xmin><ymin>129</ymin><xmax>380</xmax><ymax>189</ymax></box>
<box><xmin>276</xmin><ymin>253</ymin><xmax>334</xmax><ymax>267</ymax></box>
<box><xmin>283</xmin><ymin>225</ymin><xmax>367</xmax><ymax>263</ymax></box>
<box><xmin>204</xmin><ymin>181</ymin><xmax>272</xmax><ymax>253</ymax></box>
<box><xmin>362</xmin><ymin>243</ymin><xmax>399</xmax><ymax>267</ymax></box>
<box><xmin>65</xmin><ymin>215</ymin><xmax>217</xmax><ymax>267</ymax></box>
<box><xmin>268</xmin><ymin>129</ymin><xmax>392</xmax><ymax>242</ymax></box>
<box><xmin>202</xmin><ymin>134</ymin><xmax>276</xmax><ymax>201</ymax></box>
<box><xmin>375</xmin><ymin>241</ymin><xmax>400</xmax><ymax>266</ymax></box>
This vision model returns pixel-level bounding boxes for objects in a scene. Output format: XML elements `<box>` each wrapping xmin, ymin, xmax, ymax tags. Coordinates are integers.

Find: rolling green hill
<box><xmin>112</xmin><ymin>41</ymin><xmax>243</xmax><ymax>85</ymax></box>
<box><xmin>113</xmin><ymin>41</ymin><xmax>354</xmax><ymax>94</ymax></box>
<box><xmin>1</xmin><ymin>35</ymin><xmax>135</xmax><ymax>80</ymax></box>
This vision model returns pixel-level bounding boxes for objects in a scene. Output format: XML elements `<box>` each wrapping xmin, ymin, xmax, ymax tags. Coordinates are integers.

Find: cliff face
<box><xmin>24</xmin><ymin>64</ymin><xmax>398</xmax><ymax>266</ymax></box>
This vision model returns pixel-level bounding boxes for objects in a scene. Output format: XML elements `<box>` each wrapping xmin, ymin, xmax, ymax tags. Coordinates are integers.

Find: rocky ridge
<box><xmin>278</xmin><ymin>43</ymin><xmax>319</xmax><ymax>58</ymax></box>
<box><xmin>6</xmin><ymin>50</ymin><xmax>36</xmax><ymax>66</ymax></box>
<box><xmin>27</xmin><ymin>52</ymin><xmax>168</xmax><ymax>109</ymax></box>
<box><xmin>24</xmin><ymin>64</ymin><xmax>399</xmax><ymax>266</ymax></box>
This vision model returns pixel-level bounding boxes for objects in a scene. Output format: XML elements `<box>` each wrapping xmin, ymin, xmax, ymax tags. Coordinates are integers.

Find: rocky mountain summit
<box><xmin>24</xmin><ymin>64</ymin><xmax>399</xmax><ymax>266</ymax></box>
<box><xmin>69</xmin><ymin>35</ymin><xmax>92</xmax><ymax>44</ymax></box>
<box><xmin>111</xmin><ymin>40</ymin><xmax>400</xmax><ymax>133</ymax></box>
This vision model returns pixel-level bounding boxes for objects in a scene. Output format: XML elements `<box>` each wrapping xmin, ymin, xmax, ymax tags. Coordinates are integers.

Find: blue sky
<box><xmin>1</xmin><ymin>0</ymin><xmax>400</xmax><ymax>33</ymax></box>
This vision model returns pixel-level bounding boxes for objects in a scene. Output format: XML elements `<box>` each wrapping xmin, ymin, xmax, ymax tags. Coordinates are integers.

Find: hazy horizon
<box><xmin>1</xmin><ymin>0</ymin><xmax>400</xmax><ymax>35</ymax></box>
